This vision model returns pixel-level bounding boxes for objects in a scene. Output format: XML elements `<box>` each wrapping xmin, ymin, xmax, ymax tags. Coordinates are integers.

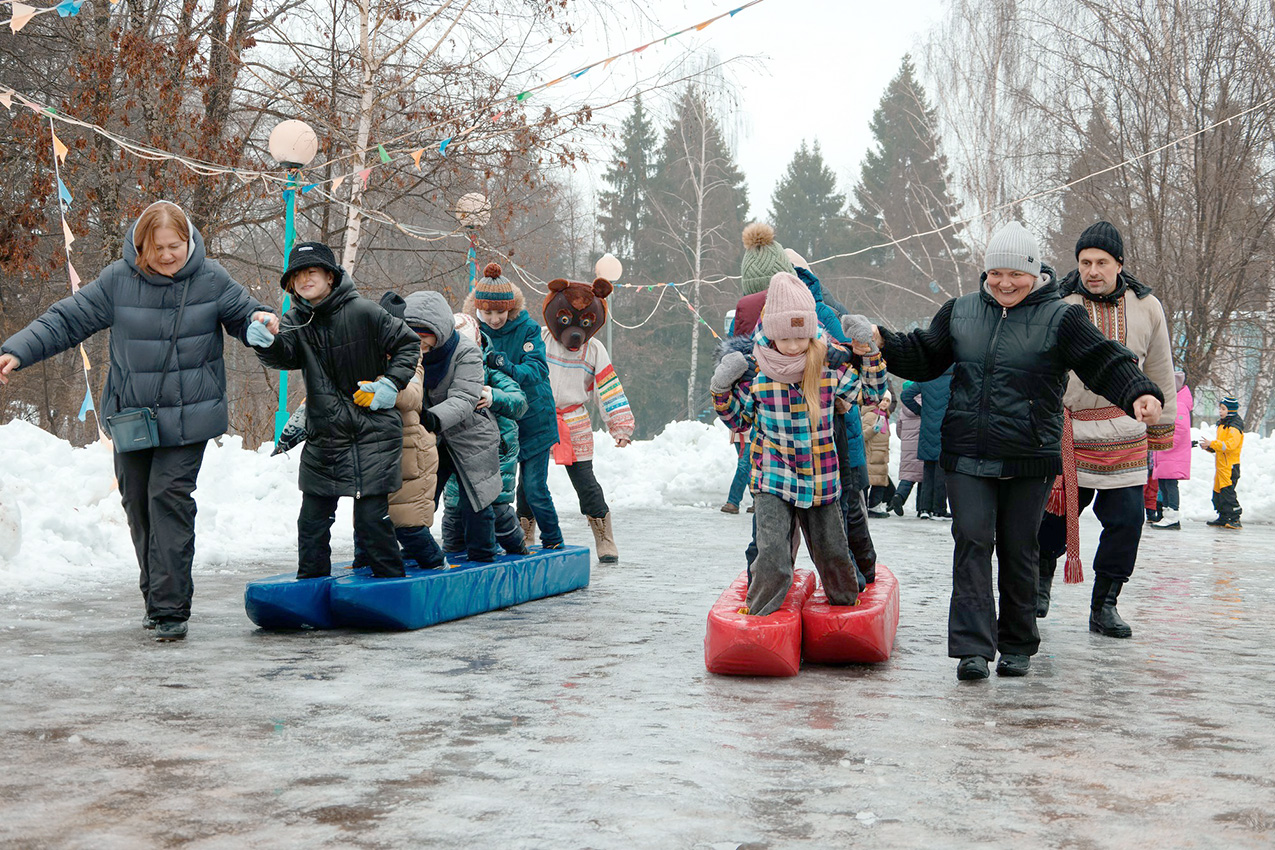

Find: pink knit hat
<box><xmin>762</xmin><ymin>272</ymin><xmax>818</xmax><ymax>340</ymax></box>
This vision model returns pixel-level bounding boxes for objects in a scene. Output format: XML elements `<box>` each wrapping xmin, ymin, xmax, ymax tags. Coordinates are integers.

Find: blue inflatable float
<box><xmin>244</xmin><ymin>546</ymin><xmax>591</xmax><ymax>632</ymax></box>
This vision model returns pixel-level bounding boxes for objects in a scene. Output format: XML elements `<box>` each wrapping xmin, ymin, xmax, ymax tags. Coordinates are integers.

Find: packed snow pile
<box><xmin>0</xmin><ymin>418</ymin><xmax>743</xmax><ymax>592</ymax></box>
<box><xmin>0</xmin><ymin>417</ymin><xmax>1266</xmax><ymax>593</ymax></box>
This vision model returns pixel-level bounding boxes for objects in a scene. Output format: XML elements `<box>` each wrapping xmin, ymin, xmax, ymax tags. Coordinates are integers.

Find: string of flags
<box><xmin>0</xmin><ymin>0</ymin><xmax>771</xmax><ymax>202</ymax></box>
<box><xmin>1</xmin><ymin>0</ymin><xmax>93</xmax><ymax>32</ymax></box>
<box><xmin>44</xmin><ymin>117</ymin><xmax>102</xmax><ymax>432</ymax></box>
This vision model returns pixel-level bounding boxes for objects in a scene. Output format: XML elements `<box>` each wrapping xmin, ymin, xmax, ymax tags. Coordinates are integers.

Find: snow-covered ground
<box><xmin>0</xmin><ymin>416</ymin><xmax>1268</xmax><ymax>594</ymax></box>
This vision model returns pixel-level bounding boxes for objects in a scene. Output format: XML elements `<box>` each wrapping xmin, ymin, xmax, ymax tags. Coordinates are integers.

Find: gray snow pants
<box><xmin>746</xmin><ymin>493</ymin><xmax>859</xmax><ymax>617</ymax></box>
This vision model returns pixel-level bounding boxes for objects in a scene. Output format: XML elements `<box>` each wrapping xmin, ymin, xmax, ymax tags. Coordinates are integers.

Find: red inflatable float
<box><xmin>801</xmin><ymin>564</ymin><xmax>900</xmax><ymax>664</ymax></box>
<box><xmin>704</xmin><ymin>569</ymin><xmax>815</xmax><ymax>677</ymax></box>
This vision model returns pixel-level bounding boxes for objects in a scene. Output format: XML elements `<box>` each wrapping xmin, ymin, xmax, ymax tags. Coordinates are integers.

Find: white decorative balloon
<box><xmin>595</xmin><ymin>252</ymin><xmax>623</xmax><ymax>282</ymax></box>
<box><xmin>268</xmin><ymin>120</ymin><xmax>318</xmax><ymax>167</ymax></box>
<box><xmin>454</xmin><ymin>192</ymin><xmax>492</xmax><ymax>229</ymax></box>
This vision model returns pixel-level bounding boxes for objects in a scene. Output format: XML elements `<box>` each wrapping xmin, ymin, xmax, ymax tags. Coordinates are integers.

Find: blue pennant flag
<box><xmin>572</xmin><ymin>68</ymin><xmax>589</xmax><ymax>79</ymax></box>
<box><xmin>57</xmin><ymin>0</ymin><xmax>84</xmax><ymax>16</ymax></box>
<box><xmin>301</xmin><ymin>183</ymin><xmax>318</xmax><ymax>194</ymax></box>
<box><xmin>77</xmin><ymin>387</ymin><xmax>94</xmax><ymax>422</ymax></box>
<box><xmin>439</xmin><ymin>137</ymin><xmax>453</xmax><ymax>156</ymax></box>
<box><xmin>929</xmin><ymin>280</ymin><xmax>940</xmax><ymax>293</ymax></box>
<box><xmin>57</xmin><ymin>177</ymin><xmax>72</xmax><ymax>207</ymax></box>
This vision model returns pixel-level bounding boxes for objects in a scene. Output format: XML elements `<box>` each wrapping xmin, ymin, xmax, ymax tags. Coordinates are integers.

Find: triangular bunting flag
<box><xmin>358</xmin><ymin>167</ymin><xmax>371</xmax><ymax>189</ymax></box>
<box><xmin>79</xmin><ymin>345</ymin><xmax>91</xmax><ymax>371</ymax></box>
<box><xmin>516</xmin><ymin>91</ymin><xmax>529</xmax><ymax>102</ymax></box>
<box><xmin>572</xmin><ymin>68</ymin><xmax>589</xmax><ymax>79</ymax></box>
<box><xmin>331</xmin><ymin>174</ymin><xmax>345</xmax><ymax>193</ymax></box>
<box><xmin>68</xmin><ymin>261</ymin><xmax>80</xmax><ymax>290</ymax></box>
<box><xmin>492</xmin><ymin>111</ymin><xmax>505</xmax><ymax>122</ymax></box>
<box><xmin>56</xmin><ymin>0</ymin><xmax>83</xmax><ymax>17</ymax></box>
<box><xmin>77</xmin><ymin>385</ymin><xmax>95</xmax><ymax>421</ymax></box>
<box><xmin>696</xmin><ymin>20</ymin><xmax>713</xmax><ymax>30</ymax></box>
<box><xmin>51</xmin><ymin>129</ymin><xmax>68</xmax><ymax>164</ymax></box>
<box><xmin>604</xmin><ymin>57</ymin><xmax>617</xmax><ymax>68</ymax></box>
<box><xmin>730</xmin><ymin>7</ymin><xmax>742</xmax><ymax>15</ymax></box>
<box><xmin>0</xmin><ymin>90</ymin><xmax>12</xmax><ymax>109</ymax></box>
<box><xmin>411</xmin><ymin>148</ymin><xmax>424</xmax><ymax>169</ymax></box>
<box><xmin>57</xmin><ymin>176</ymin><xmax>72</xmax><ymax>206</ymax></box>
<box><xmin>9</xmin><ymin>3</ymin><xmax>36</xmax><ymax>32</ymax></box>
<box><xmin>301</xmin><ymin>183</ymin><xmax>318</xmax><ymax>194</ymax></box>
<box><xmin>377</xmin><ymin>144</ymin><xmax>390</xmax><ymax>164</ymax></box>
<box><xmin>62</xmin><ymin>217</ymin><xmax>75</xmax><ymax>247</ymax></box>
<box><xmin>633</xmin><ymin>44</ymin><xmax>649</xmax><ymax>54</ymax></box>
<box><xmin>438</xmin><ymin>137</ymin><xmax>452</xmax><ymax>157</ymax></box>
<box><xmin>546</xmin><ymin>77</ymin><xmax>564</xmax><ymax>87</ymax></box>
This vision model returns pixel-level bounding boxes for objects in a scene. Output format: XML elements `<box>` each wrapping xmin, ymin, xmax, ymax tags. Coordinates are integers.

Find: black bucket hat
<box><xmin>281</xmin><ymin>241</ymin><xmax>344</xmax><ymax>290</ymax></box>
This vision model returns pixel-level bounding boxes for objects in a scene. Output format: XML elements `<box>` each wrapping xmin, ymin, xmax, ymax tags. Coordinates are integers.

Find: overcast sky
<box><xmin>548</xmin><ymin>0</ymin><xmax>950</xmax><ymax>216</ymax></box>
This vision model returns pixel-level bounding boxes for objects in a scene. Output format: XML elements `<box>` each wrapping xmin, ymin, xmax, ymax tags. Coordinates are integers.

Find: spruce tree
<box><xmin>846</xmin><ymin>55</ymin><xmax>969</xmax><ymax>323</ymax></box>
<box><xmin>596</xmin><ymin>94</ymin><xmax>658</xmax><ymax>276</ymax></box>
<box><xmin>769</xmin><ymin>140</ymin><xmax>849</xmax><ymax>261</ymax></box>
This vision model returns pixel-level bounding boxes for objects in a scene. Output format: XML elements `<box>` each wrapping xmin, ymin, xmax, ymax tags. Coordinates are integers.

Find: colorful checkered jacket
<box><xmin>714</xmin><ymin>330</ymin><xmax>886</xmax><ymax>508</ymax></box>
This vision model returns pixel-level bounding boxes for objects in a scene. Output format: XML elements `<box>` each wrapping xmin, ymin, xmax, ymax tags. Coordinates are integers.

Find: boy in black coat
<box><xmin>253</xmin><ymin>242</ymin><xmax>420</xmax><ymax>578</ymax></box>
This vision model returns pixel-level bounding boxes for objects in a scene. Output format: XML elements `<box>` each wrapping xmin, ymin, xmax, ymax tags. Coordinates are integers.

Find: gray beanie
<box><xmin>984</xmin><ymin>222</ymin><xmax>1041</xmax><ymax>276</ymax></box>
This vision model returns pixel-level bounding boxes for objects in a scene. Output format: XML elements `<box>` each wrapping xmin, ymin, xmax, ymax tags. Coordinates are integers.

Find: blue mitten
<box><xmin>246</xmin><ymin>320</ymin><xmax>276</xmax><ymax>348</ymax></box>
<box><xmin>840</xmin><ymin>314</ymin><xmax>878</xmax><ymax>353</ymax></box>
<box><xmin>354</xmin><ymin>376</ymin><xmax>399</xmax><ymax>410</ymax></box>
<box><xmin>825</xmin><ymin>343</ymin><xmax>851</xmax><ymax>369</ymax></box>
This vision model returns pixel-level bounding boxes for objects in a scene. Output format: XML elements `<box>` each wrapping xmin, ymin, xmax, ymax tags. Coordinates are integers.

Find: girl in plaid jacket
<box><xmin>712</xmin><ymin>272</ymin><xmax>886</xmax><ymax>616</ymax></box>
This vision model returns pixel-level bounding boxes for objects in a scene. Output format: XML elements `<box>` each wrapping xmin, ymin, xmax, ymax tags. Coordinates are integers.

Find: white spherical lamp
<box><xmin>594</xmin><ymin>252</ymin><xmax>623</xmax><ymax>282</ymax></box>
<box><xmin>268</xmin><ymin>119</ymin><xmax>318</xmax><ymax>168</ymax></box>
<box><xmin>454</xmin><ymin>192</ymin><xmax>492</xmax><ymax>229</ymax></box>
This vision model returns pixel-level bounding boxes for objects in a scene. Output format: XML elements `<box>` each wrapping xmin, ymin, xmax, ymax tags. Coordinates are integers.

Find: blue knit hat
<box><xmin>1221</xmin><ymin>396</ymin><xmax>1239</xmax><ymax>416</ymax></box>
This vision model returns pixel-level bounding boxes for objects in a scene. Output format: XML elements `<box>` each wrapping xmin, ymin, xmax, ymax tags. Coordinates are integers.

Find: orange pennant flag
<box><xmin>52</xmin><ymin>129</ymin><xmax>68</xmax><ymax>164</ymax></box>
<box><xmin>68</xmin><ymin>261</ymin><xmax>81</xmax><ymax>290</ymax></box>
<box><xmin>62</xmin><ymin>217</ymin><xmax>75</xmax><ymax>248</ymax></box>
<box><xmin>9</xmin><ymin>3</ymin><xmax>36</xmax><ymax>33</ymax></box>
<box><xmin>80</xmin><ymin>346</ymin><xmax>91</xmax><ymax>371</ymax></box>
<box><xmin>411</xmin><ymin>148</ymin><xmax>424</xmax><ymax>170</ymax></box>
<box><xmin>0</xmin><ymin>90</ymin><xmax>12</xmax><ymax>109</ymax></box>
<box><xmin>603</xmin><ymin>57</ymin><xmax>617</xmax><ymax>68</ymax></box>
<box><xmin>696</xmin><ymin>20</ymin><xmax>713</xmax><ymax>31</ymax></box>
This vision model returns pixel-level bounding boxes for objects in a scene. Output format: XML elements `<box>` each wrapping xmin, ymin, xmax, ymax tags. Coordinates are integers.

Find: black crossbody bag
<box><xmin>106</xmin><ymin>280</ymin><xmax>190</xmax><ymax>452</ymax></box>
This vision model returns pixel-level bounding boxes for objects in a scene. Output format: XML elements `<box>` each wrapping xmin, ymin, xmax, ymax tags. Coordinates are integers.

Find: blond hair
<box><xmin>801</xmin><ymin>337</ymin><xmax>828</xmax><ymax>423</ymax></box>
<box><xmin>134</xmin><ymin>202</ymin><xmax>189</xmax><ymax>276</ymax></box>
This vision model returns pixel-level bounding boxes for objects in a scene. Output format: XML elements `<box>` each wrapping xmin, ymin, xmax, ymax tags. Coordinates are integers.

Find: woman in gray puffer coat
<box><xmin>0</xmin><ymin>201</ymin><xmax>277</xmax><ymax>641</ymax></box>
<box><xmin>402</xmin><ymin>290</ymin><xmax>503</xmax><ymax>562</ymax></box>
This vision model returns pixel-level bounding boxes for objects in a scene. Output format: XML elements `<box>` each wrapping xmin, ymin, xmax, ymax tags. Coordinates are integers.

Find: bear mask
<box><xmin>543</xmin><ymin>277</ymin><xmax>613</xmax><ymax>351</ymax></box>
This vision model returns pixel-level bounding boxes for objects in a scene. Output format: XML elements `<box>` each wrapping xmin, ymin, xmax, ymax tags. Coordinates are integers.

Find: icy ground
<box><xmin>3</xmin><ymin>503</ymin><xmax>1275</xmax><ymax>848</ymax></box>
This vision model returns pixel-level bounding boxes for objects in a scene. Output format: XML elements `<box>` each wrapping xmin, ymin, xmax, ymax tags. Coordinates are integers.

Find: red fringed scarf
<box><xmin>1045</xmin><ymin>405</ymin><xmax>1128</xmax><ymax>583</ymax></box>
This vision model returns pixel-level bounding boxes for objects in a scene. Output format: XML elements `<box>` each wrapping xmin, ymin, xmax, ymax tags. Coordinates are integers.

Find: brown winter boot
<box><xmin>519</xmin><ymin>516</ymin><xmax>537</xmax><ymax>548</ymax></box>
<box><xmin>587</xmin><ymin>513</ymin><xmax>619</xmax><ymax>563</ymax></box>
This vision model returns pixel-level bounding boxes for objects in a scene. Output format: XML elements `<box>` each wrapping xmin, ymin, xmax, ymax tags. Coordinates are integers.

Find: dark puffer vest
<box><xmin>943</xmin><ymin>283</ymin><xmax>1071</xmax><ymax>474</ymax></box>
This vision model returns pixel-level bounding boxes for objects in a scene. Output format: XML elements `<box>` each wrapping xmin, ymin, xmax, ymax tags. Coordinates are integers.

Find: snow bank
<box><xmin>0</xmin><ymin>416</ymin><xmax>1265</xmax><ymax>594</ymax></box>
<box><xmin>0</xmin><ymin>418</ymin><xmax>741</xmax><ymax>594</ymax></box>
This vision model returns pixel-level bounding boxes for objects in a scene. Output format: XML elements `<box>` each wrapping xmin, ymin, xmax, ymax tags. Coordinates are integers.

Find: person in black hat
<box><xmin>253</xmin><ymin>241</ymin><xmax>421</xmax><ymax>580</ymax></box>
<box><xmin>1036</xmin><ymin>220</ymin><xmax>1176</xmax><ymax>638</ymax></box>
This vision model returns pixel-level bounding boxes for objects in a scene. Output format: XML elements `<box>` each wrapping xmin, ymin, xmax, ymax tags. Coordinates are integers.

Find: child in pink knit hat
<box><xmin>711</xmin><ymin>272</ymin><xmax>887</xmax><ymax>616</ymax></box>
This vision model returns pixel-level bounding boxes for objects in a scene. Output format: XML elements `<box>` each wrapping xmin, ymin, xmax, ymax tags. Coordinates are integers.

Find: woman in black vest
<box><xmin>867</xmin><ymin>223</ymin><xmax>1163</xmax><ymax>681</ymax></box>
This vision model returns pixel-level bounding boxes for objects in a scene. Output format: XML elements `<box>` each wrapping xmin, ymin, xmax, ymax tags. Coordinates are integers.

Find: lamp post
<box><xmin>268</xmin><ymin>119</ymin><xmax>318</xmax><ymax>441</ymax></box>
<box><xmin>595</xmin><ymin>253</ymin><xmax>623</xmax><ymax>355</ymax></box>
<box><xmin>453</xmin><ymin>192</ymin><xmax>491</xmax><ymax>291</ymax></box>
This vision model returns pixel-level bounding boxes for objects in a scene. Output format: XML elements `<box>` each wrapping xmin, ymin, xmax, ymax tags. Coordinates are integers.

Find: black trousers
<box><xmin>832</xmin><ymin>413</ymin><xmax>875</xmax><ymax>581</ymax></box>
<box><xmin>115</xmin><ymin>441</ymin><xmax>207</xmax><ymax>622</ymax></box>
<box><xmin>434</xmin><ymin>445</ymin><xmax>500</xmax><ymax>561</ymax></box>
<box><xmin>564</xmin><ymin>459</ymin><xmax>609</xmax><ymax>518</ymax></box>
<box><xmin>1038</xmin><ymin>484</ymin><xmax>1144</xmax><ymax>582</ymax></box>
<box><xmin>919</xmin><ymin>460</ymin><xmax>947</xmax><ymax>514</ymax></box>
<box><xmin>299</xmin><ymin>492</ymin><xmax>404</xmax><ymax>578</ymax></box>
<box><xmin>946</xmin><ymin>472</ymin><xmax>1053</xmax><ymax>660</ymax></box>
<box><xmin>1213</xmin><ymin>465</ymin><xmax>1241</xmax><ymax>521</ymax></box>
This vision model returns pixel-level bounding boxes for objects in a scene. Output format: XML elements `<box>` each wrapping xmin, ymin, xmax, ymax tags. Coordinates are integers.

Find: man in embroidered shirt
<box><xmin>1037</xmin><ymin>221</ymin><xmax>1177</xmax><ymax>638</ymax></box>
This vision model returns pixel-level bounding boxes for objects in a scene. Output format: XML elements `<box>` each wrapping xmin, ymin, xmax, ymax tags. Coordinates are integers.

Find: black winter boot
<box><xmin>1036</xmin><ymin>555</ymin><xmax>1057</xmax><ymax>619</ymax></box>
<box><xmin>1089</xmin><ymin>576</ymin><xmax>1132</xmax><ymax>638</ymax></box>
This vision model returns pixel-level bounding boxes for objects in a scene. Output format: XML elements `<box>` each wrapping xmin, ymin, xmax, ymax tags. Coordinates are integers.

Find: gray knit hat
<box><xmin>740</xmin><ymin>222</ymin><xmax>796</xmax><ymax>295</ymax></box>
<box><xmin>984</xmin><ymin>222</ymin><xmax>1041</xmax><ymax>276</ymax></box>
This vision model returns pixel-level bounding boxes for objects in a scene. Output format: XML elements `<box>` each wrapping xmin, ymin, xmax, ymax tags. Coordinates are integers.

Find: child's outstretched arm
<box><xmin>586</xmin><ymin>339</ymin><xmax>635</xmax><ymax>445</ymax></box>
<box><xmin>711</xmin><ymin>352</ymin><xmax>753</xmax><ymax>432</ymax></box>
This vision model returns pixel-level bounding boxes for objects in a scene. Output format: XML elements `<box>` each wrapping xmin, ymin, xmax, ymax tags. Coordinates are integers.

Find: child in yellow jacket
<box><xmin>1204</xmin><ymin>395</ymin><xmax>1244</xmax><ymax>529</ymax></box>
